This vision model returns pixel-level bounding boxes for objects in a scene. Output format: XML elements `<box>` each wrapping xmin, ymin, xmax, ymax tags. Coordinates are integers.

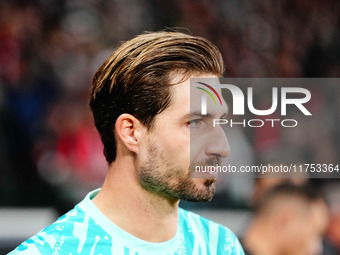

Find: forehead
<box><xmin>167</xmin><ymin>73</ymin><xmax>228</xmax><ymax>115</ymax></box>
<box><xmin>168</xmin><ymin>73</ymin><xmax>219</xmax><ymax>102</ymax></box>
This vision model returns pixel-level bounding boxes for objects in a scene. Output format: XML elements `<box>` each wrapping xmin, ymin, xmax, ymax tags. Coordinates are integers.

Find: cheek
<box><xmin>152</xmin><ymin>122</ymin><xmax>191</xmax><ymax>168</ymax></box>
<box><xmin>156</xmin><ymin>133</ymin><xmax>190</xmax><ymax>165</ymax></box>
<box><xmin>165</xmin><ymin>134</ymin><xmax>188</xmax><ymax>153</ymax></box>
<box><xmin>281</xmin><ymin>221</ymin><xmax>305</xmax><ymax>245</ymax></box>
<box><xmin>190</xmin><ymin>135</ymin><xmax>210</xmax><ymax>162</ymax></box>
<box><xmin>290</xmin><ymin>224</ymin><xmax>316</xmax><ymax>254</ymax></box>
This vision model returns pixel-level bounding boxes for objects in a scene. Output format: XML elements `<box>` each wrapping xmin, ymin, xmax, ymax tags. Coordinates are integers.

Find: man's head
<box><xmin>255</xmin><ymin>183</ymin><xmax>329</xmax><ymax>255</ymax></box>
<box><xmin>90</xmin><ymin>31</ymin><xmax>229</xmax><ymax>202</ymax></box>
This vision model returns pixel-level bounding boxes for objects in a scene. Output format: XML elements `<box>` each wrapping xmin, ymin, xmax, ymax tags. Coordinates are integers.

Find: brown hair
<box><xmin>89</xmin><ymin>31</ymin><xmax>224</xmax><ymax>164</ymax></box>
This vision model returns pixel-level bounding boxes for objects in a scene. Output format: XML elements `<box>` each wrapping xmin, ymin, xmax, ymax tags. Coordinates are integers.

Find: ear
<box><xmin>115</xmin><ymin>113</ymin><xmax>144</xmax><ymax>154</ymax></box>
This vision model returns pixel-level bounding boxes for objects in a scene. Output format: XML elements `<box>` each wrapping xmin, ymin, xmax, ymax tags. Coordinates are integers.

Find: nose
<box><xmin>205</xmin><ymin>125</ymin><xmax>230</xmax><ymax>158</ymax></box>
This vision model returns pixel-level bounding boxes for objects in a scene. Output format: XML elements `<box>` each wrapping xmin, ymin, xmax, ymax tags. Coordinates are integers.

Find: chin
<box><xmin>193</xmin><ymin>179</ymin><xmax>216</xmax><ymax>202</ymax></box>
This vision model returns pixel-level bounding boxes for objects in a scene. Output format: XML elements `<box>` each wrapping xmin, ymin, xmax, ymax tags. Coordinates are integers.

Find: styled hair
<box><xmin>89</xmin><ymin>31</ymin><xmax>224</xmax><ymax>164</ymax></box>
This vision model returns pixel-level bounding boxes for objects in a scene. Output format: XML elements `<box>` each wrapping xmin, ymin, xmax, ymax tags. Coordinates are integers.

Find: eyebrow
<box><xmin>182</xmin><ymin>111</ymin><xmax>228</xmax><ymax>120</ymax></box>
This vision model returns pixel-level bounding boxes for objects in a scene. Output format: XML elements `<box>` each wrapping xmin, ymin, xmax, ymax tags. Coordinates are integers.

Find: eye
<box><xmin>187</xmin><ymin>119</ymin><xmax>202</xmax><ymax>128</ymax></box>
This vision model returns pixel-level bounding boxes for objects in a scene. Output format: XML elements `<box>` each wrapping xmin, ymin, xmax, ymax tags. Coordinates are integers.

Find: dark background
<box><xmin>0</xmin><ymin>0</ymin><xmax>339</xmax><ymax>253</ymax></box>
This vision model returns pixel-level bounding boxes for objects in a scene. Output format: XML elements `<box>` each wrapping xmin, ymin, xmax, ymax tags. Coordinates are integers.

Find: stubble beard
<box><xmin>139</xmin><ymin>142</ymin><xmax>216</xmax><ymax>202</ymax></box>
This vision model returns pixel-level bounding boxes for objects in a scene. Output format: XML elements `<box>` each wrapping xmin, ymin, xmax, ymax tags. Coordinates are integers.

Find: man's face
<box><xmin>281</xmin><ymin>200</ymin><xmax>329</xmax><ymax>255</ymax></box>
<box><xmin>138</xmin><ymin>73</ymin><xmax>230</xmax><ymax>202</ymax></box>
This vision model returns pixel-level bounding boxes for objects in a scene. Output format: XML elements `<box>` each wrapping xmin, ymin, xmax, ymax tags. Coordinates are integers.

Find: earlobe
<box><xmin>115</xmin><ymin>114</ymin><xmax>142</xmax><ymax>153</ymax></box>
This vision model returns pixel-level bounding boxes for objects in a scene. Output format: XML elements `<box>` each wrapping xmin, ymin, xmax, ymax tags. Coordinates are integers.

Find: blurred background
<box><xmin>0</xmin><ymin>0</ymin><xmax>339</xmax><ymax>254</ymax></box>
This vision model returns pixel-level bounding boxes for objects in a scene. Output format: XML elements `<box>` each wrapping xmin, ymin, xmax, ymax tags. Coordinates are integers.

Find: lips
<box><xmin>200</xmin><ymin>170</ymin><xmax>218</xmax><ymax>179</ymax></box>
<box><xmin>189</xmin><ymin>156</ymin><xmax>222</xmax><ymax>179</ymax></box>
<box><xmin>204</xmin><ymin>178</ymin><xmax>216</xmax><ymax>186</ymax></box>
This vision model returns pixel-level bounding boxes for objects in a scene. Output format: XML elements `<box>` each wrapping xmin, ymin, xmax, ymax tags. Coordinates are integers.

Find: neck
<box><xmin>243</xmin><ymin>218</ymin><xmax>278</xmax><ymax>255</ymax></box>
<box><xmin>92</xmin><ymin>157</ymin><xmax>179</xmax><ymax>243</ymax></box>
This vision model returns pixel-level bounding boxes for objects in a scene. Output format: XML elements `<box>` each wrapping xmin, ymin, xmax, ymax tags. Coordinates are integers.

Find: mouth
<box><xmin>204</xmin><ymin>178</ymin><xmax>216</xmax><ymax>187</ymax></box>
<box><xmin>189</xmin><ymin>157</ymin><xmax>221</xmax><ymax>179</ymax></box>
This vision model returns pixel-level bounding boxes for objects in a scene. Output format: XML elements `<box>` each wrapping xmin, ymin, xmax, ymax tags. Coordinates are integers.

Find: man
<box><xmin>9</xmin><ymin>31</ymin><xmax>244</xmax><ymax>254</ymax></box>
<box><xmin>242</xmin><ymin>183</ymin><xmax>329</xmax><ymax>255</ymax></box>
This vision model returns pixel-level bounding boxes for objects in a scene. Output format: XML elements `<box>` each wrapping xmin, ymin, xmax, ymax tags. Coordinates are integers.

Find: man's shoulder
<box><xmin>179</xmin><ymin>207</ymin><xmax>245</xmax><ymax>255</ymax></box>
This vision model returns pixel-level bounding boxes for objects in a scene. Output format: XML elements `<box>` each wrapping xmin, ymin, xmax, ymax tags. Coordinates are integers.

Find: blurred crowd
<box><xmin>0</xmin><ymin>0</ymin><xmax>340</xmax><ymax>254</ymax></box>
